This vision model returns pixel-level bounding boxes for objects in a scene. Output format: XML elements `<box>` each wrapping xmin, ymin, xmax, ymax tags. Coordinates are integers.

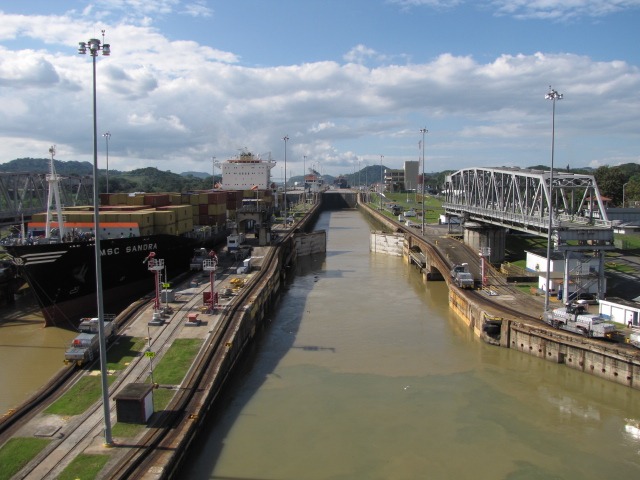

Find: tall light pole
<box><xmin>365</xmin><ymin>162</ymin><xmax>368</xmax><ymax>190</ymax></box>
<box><xmin>212</xmin><ymin>156</ymin><xmax>216</xmax><ymax>189</ymax></box>
<box><xmin>544</xmin><ymin>86</ymin><xmax>562</xmax><ymax>312</ymax></box>
<box><xmin>78</xmin><ymin>30</ymin><xmax>113</xmax><ymax>447</ymax></box>
<box><xmin>379</xmin><ymin>154</ymin><xmax>384</xmax><ymax>210</ymax></box>
<box><xmin>303</xmin><ymin>155</ymin><xmax>306</xmax><ymax>199</ymax></box>
<box><xmin>420</xmin><ymin>127</ymin><xmax>428</xmax><ymax>236</ymax></box>
<box><xmin>102</xmin><ymin>132</ymin><xmax>110</xmax><ymax>194</ymax></box>
<box><xmin>283</xmin><ymin>135</ymin><xmax>289</xmax><ymax>224</ymax></box>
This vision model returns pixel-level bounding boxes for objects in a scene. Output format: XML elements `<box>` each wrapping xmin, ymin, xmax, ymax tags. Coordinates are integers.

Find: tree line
<box><xmin>1</xmin><ymin>157</ymin><xmax>638</xmax><ymax>206</ymax></box>
<box><xmin>0</xmin><ymin>158</ymin><xmax>216</xmax><ymax>193</ymax></box>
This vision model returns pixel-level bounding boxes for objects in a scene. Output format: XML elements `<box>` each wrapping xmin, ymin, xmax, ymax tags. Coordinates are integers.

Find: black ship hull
<box><xmin>5</xmin><ymin>233</ymin><xmax>224</xmax><ymax>329</ymax></box>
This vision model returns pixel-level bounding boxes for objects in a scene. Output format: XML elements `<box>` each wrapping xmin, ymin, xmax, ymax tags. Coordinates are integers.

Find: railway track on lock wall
<box><xmin>104</xmin><ymin>238</ymin><xmax>288</xmax><ymax>479</ymax></box>
<box><xmin>395</xmin><ymin>220</ymin><xmax>544</xmax><ymax>325</ymax></box>
<box><xmin>0</xmin><ymin>296</ymin><xmax>150</xmax><ymax>441</ymax></box>
<box><xmin>11</xmin><ymin>274</ymin><xmax>222</xmax><ymax>480</ymax></box>
<box><xmin>0</xmin><ymin>249</ymin><xmax>251</xmax><ymax>478</ymax></box>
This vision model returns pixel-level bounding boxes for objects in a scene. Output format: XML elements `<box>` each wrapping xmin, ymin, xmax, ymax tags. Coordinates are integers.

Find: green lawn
<box><xmin>0</xmin><ymin>437</ymin><xmax>50</xmax><ymax>480</ymax></box>
<box><xmin>150</xmin><ymin>338</ymin><xmax>203</xmax><ymax>385</ymax></box>
<box><xmin>57</xmin><ymin>453</ymin><xmax>111</xmax><ymax>480</ymax></box>
<box><xmin>513</xmin><ymin>282</ymin><xmax>539</xmax><ymax>296</ymax></box>
<box><xmin>605</xmin><ymin>262</ymin><xmax>635</xmax><ymax>274</ymax></box>
<box><xmin>112</xmin><ymin>420</ymin><xmax>145</xmax><ymax>438</ymax></box>
<box><xmin>371</xmin><ymin>192</ymin><xmax>445</xmax><ymax>223</ymax></box>
<box><xmin>152</xmin><ymin>387</ymin><xmax>177</xmax><ymax>411</ymax></box>
<box><xmin>107</xmin><ymin>336</ymin><xmax>147</xmax><ymax>371</ymax></box>
<box><xmin>45</xmin><ymin>375</ymin><xmax>116</xmax><ymax>416</ymax></box>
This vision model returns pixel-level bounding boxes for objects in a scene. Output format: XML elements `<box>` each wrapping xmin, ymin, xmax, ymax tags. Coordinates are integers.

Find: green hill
<box><xmin>0</xmin><ymin>158</ymin><xmax>214</xmax><ymax>193</ymax></box>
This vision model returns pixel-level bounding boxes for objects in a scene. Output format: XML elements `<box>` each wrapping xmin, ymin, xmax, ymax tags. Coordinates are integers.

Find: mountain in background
<box><xmin>0</xmin><ymin>158</ymin><xmax>214</xmax><ymax>193</ymax></box>
<box><xmin>0</xmin><ymin>157</ymin><xmax>95</xmax><ymax>176</ymax></box>
<box><xmin>0</xmin><ymin>158</ymin><xmax>211</xmax><ymax>178</ymax></box>
<box><xmin>0</xmin><ymin>157</ymin><xmax>637</xmax><ymax>204</ymax></box>
<box><xmin>181</xmin><ymin>171</ymin><xmax>211</xmax><ymax>179</ymax></box>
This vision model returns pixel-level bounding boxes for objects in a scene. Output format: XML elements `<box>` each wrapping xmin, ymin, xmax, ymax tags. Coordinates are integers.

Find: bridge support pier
<box><xmin>463</xmin><ymin>222</ymin><xmax>506</xmax><ymax>263</ymax></box>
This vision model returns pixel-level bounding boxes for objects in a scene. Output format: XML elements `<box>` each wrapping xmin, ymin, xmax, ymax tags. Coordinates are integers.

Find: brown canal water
<box><xmin>181</xmin><ymin>209</ymin><xmax>640</xmax><ymax>479</ymax></box>
<box><xmin>0</xmin><ymin>290</ymin><xmax>75</xmax><ymax>414</ymax></box>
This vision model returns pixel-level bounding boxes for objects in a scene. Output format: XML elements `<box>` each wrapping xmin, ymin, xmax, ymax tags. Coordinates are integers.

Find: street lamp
<box><xmin>379</xmin><ymin>154</ymin><xmax>384</xmax><ymax>210</ymax></box>
<box><xmin>78</xmin><ymin>30</ymin><xmax>113</xmax><ymax>447</ymax></box>
<box><xmin>544</xmin><ymin>86</ymin><xmax>562</xmax><ymax>312</ymax></box>
<box><xmin>102</xmin><ymin>132</ymin><xmax>110</xmax><ymax>194</ymax></box>
<box><xmin>212</xmin><ymin>156</ymin><xmax>216</xmax><ymax>189</ymax></box>
<box><xmin>365</xmin><ymin>162</ymin><xmax>368</xmax><ymax>192</ymax></box>
<box><xmin>420</xmin><ymin>127</ymin><xmax>428</xmax><ymax>236</ymax></box>
<box><xmin>283</xmin><ymin>135</ymin><xmax>289</xmax><ymax>224</ymax></box>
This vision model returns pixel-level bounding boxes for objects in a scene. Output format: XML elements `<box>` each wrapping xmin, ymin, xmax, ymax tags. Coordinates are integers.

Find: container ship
<box><xmin>4</xmin><ymin>189</ymin><xmax>249</xmax><ymax>329</ymax></box>
<box><xmin>5</xmin><ymin>150</ymin><xmax>278</xmax><ymax>330</ymax></box>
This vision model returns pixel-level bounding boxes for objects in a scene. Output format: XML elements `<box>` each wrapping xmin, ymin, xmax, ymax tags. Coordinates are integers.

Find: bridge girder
<box><xmin>0</xmin><ymin>172</ymin><xmax>94</xmax><ymax>226</ymax></box>
<box><xmin>443</xmin><ymin>167</ymin><xmax>612</xmax><ymax>239</ymax></box>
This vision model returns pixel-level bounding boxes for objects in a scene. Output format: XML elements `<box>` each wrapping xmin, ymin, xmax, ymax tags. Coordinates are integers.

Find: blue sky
<box><xmin>0</xmin><ymin>0</ymin><xmax>639</xmax><ymax>178</ymax></box>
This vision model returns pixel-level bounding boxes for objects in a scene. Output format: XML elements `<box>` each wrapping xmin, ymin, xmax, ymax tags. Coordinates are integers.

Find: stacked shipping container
<box><xmin>31</xmin><ymin>189</ymin><xmax>274</xmax><ymax>239</ymax></box>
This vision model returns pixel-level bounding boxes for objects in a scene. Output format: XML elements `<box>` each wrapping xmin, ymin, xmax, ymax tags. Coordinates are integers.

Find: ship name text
<box><xmin>101</xmin><ymin>243</ymin><xmax>159</xmax><ymax>256</ymax></box>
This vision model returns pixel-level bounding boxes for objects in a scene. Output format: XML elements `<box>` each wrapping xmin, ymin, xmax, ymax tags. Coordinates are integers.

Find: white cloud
<box><xmin>344</xmin><ymin>45</ymin><xmax>387</xmax><ymax>64</ymax></box>
<box><xmin>181</xmin><ymin>1</ymin><xmax>213</xmax><ymax>18</ymax></box>
<box><xmin>0</xmin><ymin>7</ymin><xmax>638</xmax><ymax>175</ymax></box>
<box><xmin>0</xmin><ymin>48</ymin><xmax>60</xmax><ymax>86</ymax></box>
<box><xmin>389</xmin><ymin>0</ymin><xmax>640</xmax><ymax>19</ymax></box>
<box><xmin>490</xmin><ymin>0</ymin><xmax>640</xmax><ymax>20</ymax></box>
<box><xmin>388</xmin><ymin>0</ymin><xmax>463</xmax><ymax>9</ymax></box>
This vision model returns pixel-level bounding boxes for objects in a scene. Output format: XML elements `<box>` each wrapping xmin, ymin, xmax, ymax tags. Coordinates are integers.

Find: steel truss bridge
<box><xmin>443</xmin><ymin>166</ymin><xmax>615</xmax><ymax>302</ymax></box>
<box><xmin>0</xmin><ymin>172</ymin><xmax>94</xmax><ymax>228</ymax></box>
<box><xmin>443</xmin><ymin>166</ymin><xmax>615</xmax><ymax>251</ymax></box>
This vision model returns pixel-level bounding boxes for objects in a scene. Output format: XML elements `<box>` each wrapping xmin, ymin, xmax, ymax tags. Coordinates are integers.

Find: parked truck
<box><xmin>542</xmin><ymin>305</ymin><xmax>616</xmax><ymax>339</ymax></box>
<box><xmin>450</xmin><ymin>263</ymin><xmax>474</xmax><ymax>289</ymax></box>
<box><xmin>64</xmin><ymin>316</ymin><xmax>116</xmax><ymax>366</ymax></box>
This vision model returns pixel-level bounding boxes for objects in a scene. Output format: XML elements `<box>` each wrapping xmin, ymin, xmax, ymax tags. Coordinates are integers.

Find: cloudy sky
<box><xmin>0</xmin><ymin>0</ymin><xmax>638</xmax><ymax>179</ymax></box>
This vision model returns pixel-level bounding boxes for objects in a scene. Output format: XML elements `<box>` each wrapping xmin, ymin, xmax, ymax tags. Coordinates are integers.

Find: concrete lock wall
<box><xmin>448</xmin><ymin>287</ymin><xmax>484</xmax><ymax>337</ymax></box>
<box><xmin>447</xmin><ymin>275</ymin><xmax>640</xmax><ymax>390</ymax></box>
<box><xmin>508</xmin><ymin>323</ymin><xmax>640</xmax><ymax>389</ymax></box>
<box><xmin>370</xmin><ymin>232</ymin><xmax>404</xmax><ymax>256</ymax></box>
<box><xmin>295</xmin><ymin>230</ymin><xmax>327</xmax><ymax>257</ymax></box>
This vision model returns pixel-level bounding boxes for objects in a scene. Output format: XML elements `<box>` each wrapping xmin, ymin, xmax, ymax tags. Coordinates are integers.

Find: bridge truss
<box><xmin>0</xmin><ymin>172</ymin><xmax>94</xmax><ymax>227</ymax></box>
<box><xmin>443</xmin><ymin>166</ymin><xmax>615</xmax><ymax>302</ymax></box>
<box><xmin>443</xmin><ymin>167</ymin><xmax>613</xmax><ymax>242</ymax></box>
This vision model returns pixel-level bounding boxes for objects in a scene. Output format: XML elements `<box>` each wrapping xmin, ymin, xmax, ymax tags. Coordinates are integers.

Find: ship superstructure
<box><xmin>217</xmin><ymin>150</ymin><xmax>276</xmax><ymax>190</ymax></box>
